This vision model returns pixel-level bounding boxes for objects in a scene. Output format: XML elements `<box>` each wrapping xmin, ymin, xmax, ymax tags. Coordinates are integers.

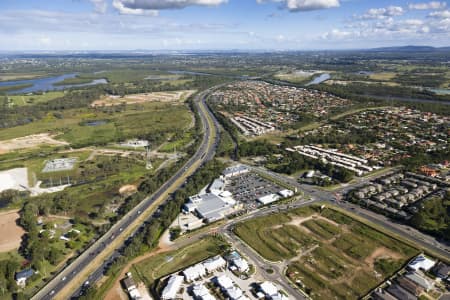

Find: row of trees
<box><xmin>268</xmin><ymin>151</ymin><xmax>354</xmax><ymax>182</ymax></box>
<box><xmin>409</xmin><ymin>191</ymin><xmax>450</xmax><ymax>241</ymax></box>
<box><xmin>0</xmin><ymin>89</ymin><xmax>103</xmax><ymax>128</ymax></box>
<box><xmin>83</xmin><ymin>159</ymin><xmax>226</xmax><ymax>298</ymax></box>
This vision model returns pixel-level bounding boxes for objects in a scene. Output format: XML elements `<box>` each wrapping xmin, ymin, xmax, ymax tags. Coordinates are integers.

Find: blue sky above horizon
<box><xmin>0</xmin><ymin>0</ymin><xmax>449</xmax><ymax>50</ymax></box>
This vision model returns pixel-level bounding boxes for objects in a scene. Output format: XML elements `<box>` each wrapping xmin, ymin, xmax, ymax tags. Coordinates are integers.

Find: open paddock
<box><xmin>90</xmin><ymin>90</ymin><xmax>196</xmax><ymax>107</ymax></box>
<box><xmin>0</xmin><ymin>102</ymin><xmax>193</xmax><ymax>148</ymax></box>
<box><xmin>0</xmin><ymin>210</ymin><xmax>25</xmax><ymax>252</ymax></box>
<box><xmin>0</xmin><ymin>133</ymin><xmax>68</xmax><ymax>154</ymax></box>
<box><xmin>133</xmin><ymin>236</ymin><xmax>228</xmax><ymax>287</ymax></box>
<box><xmin>234</xmin><ymin>205</ymin><xmax>418</xmax><ymax>299</ymax></box>
<box><xmin>7</xmin><ymin>91</ymin><xmax>65</xmax><ymax>107</ymax></box>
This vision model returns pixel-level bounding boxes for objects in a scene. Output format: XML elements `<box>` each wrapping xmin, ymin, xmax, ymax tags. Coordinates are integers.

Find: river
<box><xmin>0</xmin><ymin>74</ymin><xmax>108</xmax><ymax>94</ymax></box>
<box><xmin>305</xmin><ymin>73</ymin><xmax>331</xmax><ymax>86</ymax></box>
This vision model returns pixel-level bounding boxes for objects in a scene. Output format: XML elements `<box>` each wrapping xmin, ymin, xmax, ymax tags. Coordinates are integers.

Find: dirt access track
<box><xmin>0</xmin><ymin>133</ymin><xmax>68</xmax><ymax>154</ymax></box>
<box><xmin>0</xmin><ymin>210</ymin><xmax>25</xmax><ymax>252</ymax></box>
<box><xmin>90</xmin><ymin>90</ymin><xmax>196</xmax><ymax>107</ymax></box>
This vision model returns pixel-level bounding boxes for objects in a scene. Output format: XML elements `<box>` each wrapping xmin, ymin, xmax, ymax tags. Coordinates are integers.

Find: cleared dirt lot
<box><xmin>0</xmin><ymin>167</ymin><xmax>29</xmax><ymax>193</ymax></box>
<box><xmin>91</xmin><ymin>90</ymin><xmax>196</xmax><ymax>107</ymax></box>
<box><xmin>0</xmin><ymin>210</ymin><xmax>25</xmax><ymax>252</ymax></box>
<box><xmin>0</xmin><ymin>133</ymin><xmax>68</xmax><ymax>153</ymax></box>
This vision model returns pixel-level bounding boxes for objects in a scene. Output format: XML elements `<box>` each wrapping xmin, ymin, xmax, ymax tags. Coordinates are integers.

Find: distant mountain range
<box><xmin>366</xmin><ymin>45</ymin><xmax>450</xmax><ymax>52</ymax></box>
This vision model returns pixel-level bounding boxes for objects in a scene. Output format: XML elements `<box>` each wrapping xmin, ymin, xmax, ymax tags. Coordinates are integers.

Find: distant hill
<box><xmin>367</xmin><ymin>45</ymin><xmax>450</xmax><ymax>52</ymax></box>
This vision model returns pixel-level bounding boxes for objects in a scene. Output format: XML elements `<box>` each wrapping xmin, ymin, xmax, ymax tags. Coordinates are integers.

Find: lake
<box><xmin>0</xmin><ymin>73</ymin><xmax>108</xmax><ymax>94</ymax></box>
<box><xmin>306</xmin><ymin>73</ymin><xmax>331</xmax><ymax>86</ymax></box>
<box><xmin>427</xmin><ymin>88</ymin><xmax>450</xmax><ymax>95</ymax></box>
<box><xmin>83</xmin><ymin>120</ymin><xmax>108</xmax><ymax>126</ymax></box>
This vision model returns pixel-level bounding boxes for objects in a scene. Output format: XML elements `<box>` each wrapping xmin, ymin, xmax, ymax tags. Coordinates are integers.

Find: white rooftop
<box><xmin>260</xmin><ymin>281</ymin><xmax>279</xmax><ymax>297</ymax></box>
<box><xmin>216</xmin><ymin>275</ymin><xmax>234</xmax><ymax>290</ymax></box>
<box><xmin>191</xmin><ymin>193</ymin><xmax>233</xmax><ymax>222</ymax></box>
<box><xmin>192</xmin><ymin>284</ymin><xmax>216</xmax><ymax>300</ymax></box>
<box><xmin>408</xmin><ymin>255</ymin><xmax>436</xmax><ymax>271</ymax></box>
<box><xmin>209</xmin><ymin>178</ymin><xmax>225</xmax><ymax>194</ymax></box>
<box><xmin>257</xmin><ymin>194</ymin><xmax>280</xmax><ymax>205</ymax></box>
<box><xmin>161</xmin><ymin>275</ymin><xmax>183</xmax><ymax>300</ymax></box>
<box><xmin>129</xmin><ymin>288</ymin><xmax>142</xmax><ymax>300</ymax></box>
<box><xmin>226</xmin><ymin>286</ymin><xmax>243</xmax><ymax>300</ymax></box>
<box><xmin>220</xmin><ymin>190</ymin><xmax>233</xmax><ymax>198</ymax></box>
<box><xmin>271</xmin><ymin>293</ymin><xmax>289</xmax><ymax>300</ymax></box>
<box><xmin>183</xmin><ymin>264</ymin><xmax>206</xmax><ymax>281</ymax></box>
<box><xmin>203</xmin><ymin>255</ymin><xmax>226</xmax><ymax>272</ymax></box>
<box><xmin>222</xmin><ymin>165</ymin><xmax>249</xmax><ymax>177</ymax></box>
<box><xmin>278</xmin><ymin>189</ymin><xmax>294</xmax><ymax>198</ymax></box>
<box><xmin>232</xmin><ymin>257</ymin><xmax>249</xmax><ymax>272</ymax></box>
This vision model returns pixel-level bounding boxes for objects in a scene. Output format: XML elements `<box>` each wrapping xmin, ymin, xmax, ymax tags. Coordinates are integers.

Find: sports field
<box><xmin>234</xmin><ymin>205</ymin><xmax>418</xmax><ymax>299</ymax></box>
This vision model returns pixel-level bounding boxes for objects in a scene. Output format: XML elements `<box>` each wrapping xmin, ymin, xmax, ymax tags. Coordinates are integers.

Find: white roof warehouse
<box><xmin>183</xmin><ymin>193</ymin><xmax>236</xmax><ymax>223</ymax></box>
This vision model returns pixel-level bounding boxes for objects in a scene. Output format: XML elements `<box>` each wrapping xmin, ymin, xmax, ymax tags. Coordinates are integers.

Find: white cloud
<box><xmin>408</xmin><ymin>1</ymin><xmax>447</xmax><ymax>10</ymax></box>
<box><xmin>322</xmin><ymin>28</ymin><xmax>354</xmax><ymax>40</ymax></box>
<box><xmin>257</xmin><ymin>0</ymin><xmax>340</xmax><ymax>12</ymax></box>
<box><xmin>38</xmin><ymin>36</ymin><xmax>52</xmax><ymax>46</ymax></box>
<box><xmin>358</xmin><ymin>6</ymin><xmax>404</xmax><ymax>20</ymax></box>
<box><xmin>428</xmin><ymin>9</ymin><xmax>450</xmax><ymax>18</ymax></box>
<box><xmin>112</xmin><ymin>0</ymin><xmax>158</xmax><ymax>15</ymax></box>
<box><xmin>325</xmin><ymin>7</ymin><xmax>450</xmax><ymax>45</ymax></box>
<box><xmin>112</xmin><ymin>0</ymin><xmax>227</xmax><ymax>15</ymax></box>
<box><xmin>90</xmin><ymin>0</ymin><xmax>107</xmax><ymax>14</ymax></box>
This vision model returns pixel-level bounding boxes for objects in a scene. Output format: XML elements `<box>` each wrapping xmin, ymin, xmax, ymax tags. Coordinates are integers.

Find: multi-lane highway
<box><xmin>33</xmin><ymin>87</ymin><xmax>221</xmax><ymax>300</ymax></box>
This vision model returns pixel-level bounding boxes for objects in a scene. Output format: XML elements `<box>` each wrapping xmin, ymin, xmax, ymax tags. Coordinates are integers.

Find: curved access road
<box><xmin>32</xmin><ymin>87</ymin><xmax>221</xmax><ymax>300</ymax></box>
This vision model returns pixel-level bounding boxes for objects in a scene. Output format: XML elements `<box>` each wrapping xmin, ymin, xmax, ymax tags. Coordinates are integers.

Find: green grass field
<box><xmin>7</xmin><ymin>91</ymin><xmax>65</xmax><ymax>107</ymax></box>
<box><xmin>235</xmin><ymin>205</ymin><xmax>418</xmax><ymax>300</ymax></box>
<box><xmin>158</xmin><ymin>131</ymin><xmax>194</xmax><ymax>152</ymax></box>
<box><xmin>0</xmin><ymin>73</ymin><xmax>48</xmax><ymax>81</ymax></box>
<box><xmin>133</xmin><ymin>236</ymin><xmax>229</xmax><ymax>287</ymax></box>
<box><xmin>0</xmin><ymin>83</ymin><xmax>33</xmax><ymax>93</ymax></box>
<box><xmin>0</xmin><ymin>102</ymin><xmax>192</xmax><ymax>148</ymax></box>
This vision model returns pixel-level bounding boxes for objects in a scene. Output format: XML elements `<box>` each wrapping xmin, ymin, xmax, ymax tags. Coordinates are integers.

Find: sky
<box><xmin>0</xmin><ymin>0</ymin><xmax>449</xmax><ymax>51</ymax></box>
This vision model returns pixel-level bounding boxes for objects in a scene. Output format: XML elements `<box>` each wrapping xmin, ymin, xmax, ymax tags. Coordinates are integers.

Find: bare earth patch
<box><xmin>0</xmin><ymin>210</ymin><xmax>25</xmax><ymax>252</ymax></box>
<box><xmin>0</xmin><ymin>133</ymin><xmax>68</xmax><ymax>153</ymax></box>
<box><xmin>119</xmin><ymin>184</ymin><xmax>137</xmax><ymax>196</ymax></box>
<box><xmin>365</xmin><ymin>246</ymin><xmax>403</xmax><ymax>268</ymax></box>
<box><xmin>0</xmin><ymin>167</ymin><xmax>29</xmax><ymax>193</ymax></box>
<box><xmin>91</xmin><ymin>90</ymin><xmax>196</xmax><ymax>107</ymax></box>
<box><xmin>287</xmin><ymin>214</ymin><xmax>340</xmax><ymax>227</ymax></box>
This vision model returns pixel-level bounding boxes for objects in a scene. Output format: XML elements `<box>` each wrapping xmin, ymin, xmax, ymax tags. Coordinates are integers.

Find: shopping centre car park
<box><xmin>224</xmin><ymin>171</ymin><xmax>291</xmax><ymax>210</ymax></box>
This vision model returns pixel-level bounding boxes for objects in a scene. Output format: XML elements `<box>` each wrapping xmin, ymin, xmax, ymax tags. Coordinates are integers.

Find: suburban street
<box><xmin>32</xmin><ymin>87</ymin><xmax>221</xmax><ymax>300</ymax></box>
